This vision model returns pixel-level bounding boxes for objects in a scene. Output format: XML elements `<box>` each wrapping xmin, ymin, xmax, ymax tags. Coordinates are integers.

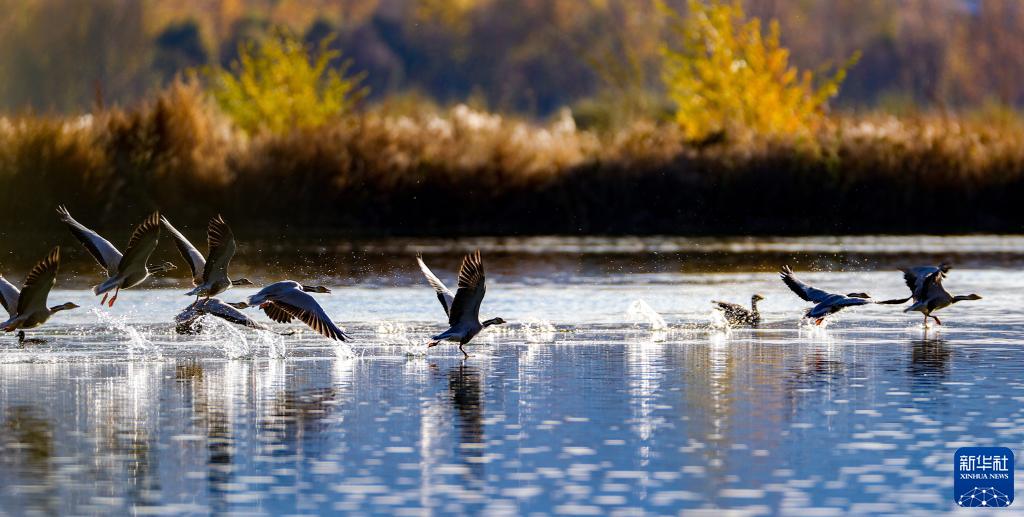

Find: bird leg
<box><xmin>459</xmin><ymin>344</ymin><xmax>469</xmax><ymax>359</ymax></box>
<box><xmin>427</xmin><ymin>341</ymin><xmax>439</xmax><ymax>348</ymax></box>
<box><xmin>815</xmin><ymin>318</ymin><xmax>824</xmax><ymax>326</ymax></box>
<box><xmin>108</xmin><ymin>287</ymin><xmax>120</xmax><ymax>307</ymax></box>
<box><xmin>17</xmin><ymin>330</ymin><xmax>24</xmax><ymax>343</ymax></box>
<box><xmin>100</xmin><ymin>293</ymin><xmax>108</xmax><ymax>305</ymax></box>
<box><xmin>931</xmin><ymin>315</ymin><xmax>942</xmax><ymax>326</ymax></box>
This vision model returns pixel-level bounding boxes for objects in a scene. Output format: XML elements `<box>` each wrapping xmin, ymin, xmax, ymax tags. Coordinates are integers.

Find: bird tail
<box><xmin>92</xmin><ymin>277</ymin><xmax>119</xmax><ymax>296</ymax></box>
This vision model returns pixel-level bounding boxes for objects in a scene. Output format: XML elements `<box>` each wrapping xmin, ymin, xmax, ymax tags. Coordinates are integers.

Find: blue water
<box><xmin>0</xmin><ymin>236</ymin><xmax>1022</xmax><ymax>515</ymax></box>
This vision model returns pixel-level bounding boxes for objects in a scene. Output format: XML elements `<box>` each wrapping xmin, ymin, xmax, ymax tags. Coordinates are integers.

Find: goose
<box><xmin>780</xmin><ymin>265</ymin><xmax>874</xmax><ymax>325</ymax></box>
<box><xmin>162</xmin><ymin>215</ymin><xmax>253</xmax><ymax>298</ymax></box>
<box><xmin>174</xmin><ymin>297</ymin><xmax>271</xmax><ymax>334</ymax></box>
<box><xmin>0</xmin><ymin>247</ymin><xmax>79</xmax><ymax>343</ymax></box>
<box><xmin>423</xmin><ymin>251</ymin><xmax>506</xmax><ymax>358</ymax></box>
<box><xmin>57</xmin><ymin>206</ymin><xmax>175</xmax><ymax>306</ymax></box>
<box><xmin>231</xmin><ymin>281</ymin><xmax>350</xmax><ymax>341</ymax></box>
<box><xmin>896</xmin><ymin>263</ymin><xmax>982</xmax><ymax>326</ymax></box>
<box><xmin>712</xmin><ymin>294</ymin><xmax>764</xmax><ymax>326</ymax></box>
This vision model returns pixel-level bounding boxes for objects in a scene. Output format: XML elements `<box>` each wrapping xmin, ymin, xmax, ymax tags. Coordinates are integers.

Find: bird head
<box><xmin>233</xmin><ymin>278</ymin><xmax>255</xmax><ymax>286</ymax></box>
<box><xmin>483</xmin><ymin>317</ymin><xmax>507</xmax><ymax>327</ymax></box>
<box><xmin>51</xmin><ymin>302</ymin><xmax>80</xmax><ymax>312</ymax></box>
<box><xmin>939</xmin><ymin>262</ymin><xmax>952</xmax><ymax>273</ymax></box>
<box><xmin>751</xmin><ymin>294</ymin><xmax>765</xmax><ymax>302</ymax></box>
<box><xmin>228</xmin><ymin>301</ymin><xmax>249</xmax><ymax>309</ymax></box>
<box><xmin>846</xmin><ymin>292</ymin><xmax>871</xmax><ymax>299</ymax></box>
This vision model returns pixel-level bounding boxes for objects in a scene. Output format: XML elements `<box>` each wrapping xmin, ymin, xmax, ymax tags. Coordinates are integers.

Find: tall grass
<box><xmin>1</xmin><ymin>84</ymin><xmax>1022</xmax><ymax>239</ymax></box>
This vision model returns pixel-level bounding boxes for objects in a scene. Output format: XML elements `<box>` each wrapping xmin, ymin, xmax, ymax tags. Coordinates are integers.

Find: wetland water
<box><xmin>1</xmin><ymin>235</ymin><xmax>1023</xmax><ymax>515</ymax></box>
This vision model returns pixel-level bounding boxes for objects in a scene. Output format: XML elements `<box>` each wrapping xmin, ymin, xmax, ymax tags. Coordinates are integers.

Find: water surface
<box><xmin>0</xmin><ymin>236</ymin><xmax>1021</xmax><ymax>515</ymax></box>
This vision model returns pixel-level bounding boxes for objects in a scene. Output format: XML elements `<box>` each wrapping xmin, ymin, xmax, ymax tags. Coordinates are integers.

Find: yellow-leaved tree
<box><xmin>659</xmin><ymin>0</ymin><xmax>858</xmax><ymax>141</ymax></box>
<box><xmin>207</xmin><ymin>31</ymin><xmax>367</xmax><ymax>135</ymax></box>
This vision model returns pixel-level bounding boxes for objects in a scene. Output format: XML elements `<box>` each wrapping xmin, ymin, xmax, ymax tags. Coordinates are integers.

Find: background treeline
<box><xmin>1</xmin><ymin>0</ymin><xmax>1023</xmax><ymax>239</ymax></box>
<box><xmin>2</xmin><ymin>0</ymin><xmax>1024</xmax><ymax>115</ymax></box>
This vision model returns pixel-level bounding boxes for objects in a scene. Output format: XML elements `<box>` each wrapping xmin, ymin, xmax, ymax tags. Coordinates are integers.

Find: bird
<box><xmin>422</xmin><ymin>251</ymin><xmax>506</xmax><ymax>358</ymax></box>
<box><xmin>174</xmin><ymin>297</ymin><xmax>272</xmax><ymax>334</ymax></box>
<box><xmin>712</xmin><ymin>294</ymin><xmax>764</xmax><ymax>326</ymax></box>
<box><xmin>57</xmin><ymin>206</ymin><xmax>175</xmax><ymax>306</ymax></box>
<box><xmin>231</xmin><ymin>281</ymin><xmax>350</xmax><ymax>341</ymax></box>
<box><xmin>894</xmin><ymin>263</ymin><xmax>982</xmax><ymax>326</ymax></box>
<box><xmin>780</xmin><ymin>265</ymin><xmax>874</xmax><ymax>325</ymax></box>
<box><xmin>161</xmin><ymin>215</ymin><xmax>253</xmax><ymax>299</ymax></box>
<box><xmin>0</xmin><ymin>247</ymin><xmax>79</xmax><ymax>344</ymax></box>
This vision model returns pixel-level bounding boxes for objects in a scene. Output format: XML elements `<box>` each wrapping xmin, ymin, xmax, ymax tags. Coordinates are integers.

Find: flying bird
<box><xmin>162</xmin><ymin>215</ymin><xmax>253</xmax><ymax>299</ymax></box>
<box><xmin>174</xmin><ymin>297</ymin><xmax>272</xmax><ymax>334</ymax></box>
<box><xmin>893</xmin><ymin>263</ymin><xmax>982</xmax><ymax>326</ymax></box>
<box><xmin>57</xmin><ymin>206</ymin><xmax>175</xmax><ymax>306</ymax></box>
<box><xmin>0</xmin><ymin>247</ymin><xmax>79</xmax><ymax>343</ymax></box>
<box><xmin>780</xmin><ymin>265</ymin><xmax>874</xmax><ymax>325</ymax></box>
<box><xmin>232</xmin><ymin>281</ymin><xmax>349</xmax><ymax>341</ymax></box>
<box><xmin>422</xmin><ymin>251</ymin><xmax>506</xmax><ymax>358</ymax></box>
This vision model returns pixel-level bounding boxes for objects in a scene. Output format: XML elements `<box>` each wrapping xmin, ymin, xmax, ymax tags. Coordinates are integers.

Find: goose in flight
<box><xmin>0</xmin><ymin>247</ymin><xmax>79</xmax><ymax>343</ymax></box>
<box><xmin>162</xmin><ymin>215</ymin><xmax>253</xmax><ymax>299</ymax></box>
<box><xmin>57</xmin><ymin>206</ymin><xmax>175</xmax><ymax>306</ymax></box>
<box><xmin>175</xmin><ymin>297</ymin><xmax>272</xmax><ymax>334</ymax></box>
<box><xmin>780</xmin><ymin>265</ymin><xmax>875</xmax><ymax>325</ymax></box>
<box><xmin>895</xmin><ymin>263</ymin><xmax>982</xmax><ymax>326</ymax></box>
<box><xmin>231</xmin><ymin>281</ymin><xmax>350</xmax><ymax>341</ymax></box>
<box><xmin>712</xmin><ymin>294</ymin><xmax>764</xmax><ymax>326</ymax></box>
<box><xmin>422</xmin><ymin>251</ymin><xmax>506</xmax><ymax>358</ymax></box>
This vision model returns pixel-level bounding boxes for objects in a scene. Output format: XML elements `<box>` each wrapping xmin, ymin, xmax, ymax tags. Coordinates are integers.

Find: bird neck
<box><xmin>750</xmin><ymin>298</ymin><xmax>760</xmax><ymax>314</ymax></box>
<box><xmin>952</xmin><ymin>295</ymin><xmax>978</xmax><ymax>304</ymax></box>
<box><xmin>49</xmin><ymin>303</ymin><xmax>75</xmax><ymax>314</ymax></box>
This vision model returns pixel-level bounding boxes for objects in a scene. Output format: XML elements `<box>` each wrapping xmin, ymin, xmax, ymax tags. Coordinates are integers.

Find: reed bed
<box><xmin>1</xmin><ymin>84</ymin><xmax>1022</xmax><ymax>238</ymax></box>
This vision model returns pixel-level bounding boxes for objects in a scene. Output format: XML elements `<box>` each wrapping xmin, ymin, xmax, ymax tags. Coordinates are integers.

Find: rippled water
<box><xmin>0</xmin><ymin>236</ymin><xmax>1022</xmax><ymax>515</ymax></box>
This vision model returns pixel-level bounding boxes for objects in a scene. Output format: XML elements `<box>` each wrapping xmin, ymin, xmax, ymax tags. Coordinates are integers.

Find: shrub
<box><xmin>206</xmin><ymin>30</ymin><xmax>367</xmax><ymax>135</ymax></box>
<box><xmin>659</xmin><ymin>0</ymin><xmax>858</xmax><ymax>142</ymax></box>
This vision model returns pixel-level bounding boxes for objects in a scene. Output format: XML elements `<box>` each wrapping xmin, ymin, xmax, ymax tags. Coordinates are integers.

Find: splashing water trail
<box><xmin>191</xmin><ymin>315</ymin><xmax>254</xmax><ymax>359</ymax></box>
<box><xmin>518</xmin><ymin>317</ymin><xmax>557</xmax><ymax>343</ymax></box>
<box><xmin>376</xmin><ymin>320</ymin><xmax>425</xmax><ymax>356</ymax></box>
<box><xmin>707</xmin><ymin>309</ymin><xmax>732</xmax><ymax>333</ymax></box>
<box><xmin>91</xmin><ymin>308</ymin><xmax>162</xmax><ymax>359</ymax></box>
<box><xmin>255</xmin><ymin>328</ymin><xmax>286</xmax><ymax>359</ymax></box>
<box><xmin>627</xmin><ymin>300</ymin><xmax>668</xmax><ymax>331</ymax></box>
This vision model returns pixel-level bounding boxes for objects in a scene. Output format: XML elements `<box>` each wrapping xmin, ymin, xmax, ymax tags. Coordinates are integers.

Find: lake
<box><xmin>0</xmin><ymin>235</ymin><xmax>1022</xmax><ymax>515</ymax></box>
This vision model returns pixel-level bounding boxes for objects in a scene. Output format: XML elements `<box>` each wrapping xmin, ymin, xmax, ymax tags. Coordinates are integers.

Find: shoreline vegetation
<box><xmin>3</xmin><ymin>87</ymin><xmax>1021</xmax><ymax>237</ymax></box>
<box><xmin>2</xmin><ymin>2</ymin><xmax>1023</xmax><ymax>238</ymax></box>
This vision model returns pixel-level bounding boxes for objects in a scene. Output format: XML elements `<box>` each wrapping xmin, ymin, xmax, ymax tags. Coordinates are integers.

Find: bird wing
<box><xmin>712</xmin><ymin>301</ymin><xmax>746</xmax><ymax>313</ymax></box>
<box><xmin>273</xmin><ymin>290</ymin><xmax>351</xmax><ymax>341</ymax></box>
<box><xmin>161</xmin><ymin>216</ymin><xmax>205</xmax><ymax>285</ymax></box>
<box><xmin>780</xmin><ymin>265</ymin><xmax>833</xmax><ymax>303</ymax></box>
<box><xmin>448</xmin><ymin>250</ymin><xmax>486</xmax><ymax>327</ymax></box>
<box><xmin>416</xmin><ymin>254</ymin><xmax>455</xmax><ymax>316</ymax></box>
<box><xmin>0</xmin><ymin>276</ymin><xmax>20</xmax><ymax>318</ymax></box>
<box><xmin>261</xmin><ymin>301</ymin><xmax>295</xmax><ymax>324</ymax></box>
<box><xmin>202</xmin><ymin>215</ymin><xmax>236</xmax><ymax>284</ymax></box>
<box><xmin>57</xmin><ymin>205</ymin><xmax>122</xmax><ymax>275</ymax></box>
<box><xmin>901</xmin><ymin>266</ymin><xmax>946</xmax><ymax>302</ymax></box>
<box><xmin>118</xmin><ymin>212</ymin><xmax>161</xmax><ymax>273</ymax></box>
<box><xmin>200</xmin><ymin>298</ymin><xmax>268</xmax><ymax>330</ymax></box>
<box><xmin>17</xmin><ymin>247</ymin><xmax>59</xmax><ymax>315</ymax></box>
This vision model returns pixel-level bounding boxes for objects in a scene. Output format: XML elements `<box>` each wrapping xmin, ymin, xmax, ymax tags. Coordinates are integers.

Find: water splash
<box><xmin>256</xmin><ymin>328</ymin><xmax>287</xmax><ymax>359</ymax></box>
<box><xmin>706</xmin><ymin>309</ymin><xmax>732</xmax><ymax>333</ymax></box>
<box><xmin>627</xmin><ymin>300</ymin><xmax>668</xmax><ymax>331</ymax></box>
<box><xmin>518</xmin><ymin>317</ymin><xmax>557</xmax><ymax>343</ymax></box>
<box><xmin>91</xmin><ymin>308</ymin><xmax>161</xmax><ymax>359</ymax></box>
<box><xmin>190</xmin><ymin>315</ymin><xmax>255</xmax><ymax>359</ymax></box>
<box><xmin>376</xmin><ymin>320</ymin><xmax>426</xmax><ymax>356</ymax></box>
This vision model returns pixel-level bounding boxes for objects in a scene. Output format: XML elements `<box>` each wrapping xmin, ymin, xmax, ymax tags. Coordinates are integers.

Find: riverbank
<box><xmin>2</xmin><ymin>85</ymin><xmax>1022</xmax><ymax>237</ymax></box>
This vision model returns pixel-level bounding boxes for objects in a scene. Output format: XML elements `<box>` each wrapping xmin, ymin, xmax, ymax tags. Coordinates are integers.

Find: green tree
<box><xmin>206</xmin><ymin>30</ymin><xmax>366</xmax><ymax>135</ymax></box>
<box><xmin>659</xmin><ymin>0</ymin><xmax>858</xmax><ymax>141</ymax></box>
